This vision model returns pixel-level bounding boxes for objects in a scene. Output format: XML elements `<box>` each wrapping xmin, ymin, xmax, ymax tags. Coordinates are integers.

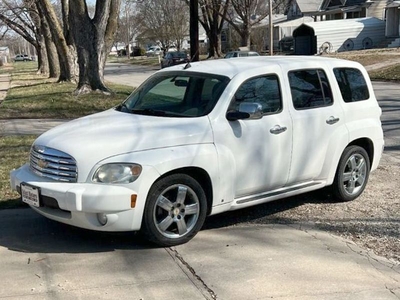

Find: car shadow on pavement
<box><xmin>0</xmin><ymin>189</ymin><xmax>336</xmax><ymax>254</ymax></box>
<box><xmin>0</xmin><ymin>208</ymin><xmax>155</xmax><ymax>254</ymax></box>
<box><xmin>203</xmin><ymin>189</ymin><xmax>338</xmax><ymax>230</ymax></box>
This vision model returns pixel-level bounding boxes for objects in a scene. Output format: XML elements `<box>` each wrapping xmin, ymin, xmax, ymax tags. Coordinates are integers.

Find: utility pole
<box><xmin>269</xmin><ymin>0</ymin><xmax>273</xmax><ymax>55</ymax></box>
<box><xmin>190</xmin><ymin>0</ymin><xmax>199</xmax><ymax>61</ymax></box>
<box><xmin>126</xmin><ymin>2</ymin><xmax>131</xmax><ymax>60</ymax></box>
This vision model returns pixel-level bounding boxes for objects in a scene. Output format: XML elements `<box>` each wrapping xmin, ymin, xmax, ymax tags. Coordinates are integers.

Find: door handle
<box><xmin>270</xmin><ymin>125</ymin><xmax>287</xmax><ymax>134</ymax></box>
<box><xmin>326</xmin><ymin>116</ymin><xmax>340</xmax><ymax>125</ymax></box>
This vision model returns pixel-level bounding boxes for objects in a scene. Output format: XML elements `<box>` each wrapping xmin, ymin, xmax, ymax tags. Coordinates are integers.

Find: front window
<box><xmin>117</xmin><ymin>72</ymin><xmax>230</xmax><ymax>117</ymax></box>
<box><xmin>229</xmin><ymin>74</ymin><xmax>282</xmax><ymax>114</ymax></box>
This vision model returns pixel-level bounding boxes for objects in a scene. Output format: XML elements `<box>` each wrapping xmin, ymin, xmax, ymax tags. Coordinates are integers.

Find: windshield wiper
<box><xmin>131</xmin><ymin>108</ymin><xmax>167</xmax><ymax>116</ymax></box>
<box><xmin>116</xmin><ymin>103</ymin><xmax>130</xmax><ymax>112</ymax></box>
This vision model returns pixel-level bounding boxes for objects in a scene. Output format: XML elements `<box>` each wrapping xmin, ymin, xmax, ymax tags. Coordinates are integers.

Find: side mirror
<box><xmin>226</xmin><ymin>102</ymin><xmax>263</xmax><ymax>121</ymax></box>
<box><xmin>174</xmin><ymin>79</ymin><xmax>188</xmax><ymax>87</ymax></box>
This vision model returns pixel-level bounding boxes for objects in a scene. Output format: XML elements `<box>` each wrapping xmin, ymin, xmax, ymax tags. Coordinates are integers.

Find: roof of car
<box><xmin>158</xmin><ymin>56</ymin><xmax>362</xmax><ymax>79</ymax></box>
<box><xmin>226</xmin><ymin>51</ymin><xmax>259</xmax><ymax>54</ymax></box>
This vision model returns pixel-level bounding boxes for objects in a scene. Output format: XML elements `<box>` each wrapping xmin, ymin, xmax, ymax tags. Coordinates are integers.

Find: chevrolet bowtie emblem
<box><xmin>37</xmin><ymin>159</ymin><xmax>49</xmax><ymax>169</ymax></box>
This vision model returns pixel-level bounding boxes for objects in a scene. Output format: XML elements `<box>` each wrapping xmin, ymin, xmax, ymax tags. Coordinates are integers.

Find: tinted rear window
<box><xmin>171</xmin><ymin>52</ymin><xmax>187</xmax><ymax>58</ymax></box>
<box><xmin>333</xmin><ymin>68</ymin><xmax>369</xmax><ymax>102</ymax></box>
<box><xmin>288</xmin><ymin>69</ymin><xmax>333</xmax><ymax>109</ymax></box>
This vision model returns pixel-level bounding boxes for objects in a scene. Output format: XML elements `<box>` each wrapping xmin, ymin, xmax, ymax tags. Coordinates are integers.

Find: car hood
<box><xmin>35</xmin><ymin>109</ymin><xmax>213</xmax><ymax>179</ymax></box>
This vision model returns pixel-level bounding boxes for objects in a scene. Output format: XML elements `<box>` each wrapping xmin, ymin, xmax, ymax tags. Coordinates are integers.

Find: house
<box><xmin>385</xmin><ymin>1</ymin><xmax>400</xmax><ymax>47</ymax></box>
<box><xmin>0</xmin><ymin>47</ymin><xmax>10</xmax><ymax>65</ymax></box>
<box><xmin>286</xmin><ymin>0</ymin><xmax>387</xmax><ymax>21</ymax></box>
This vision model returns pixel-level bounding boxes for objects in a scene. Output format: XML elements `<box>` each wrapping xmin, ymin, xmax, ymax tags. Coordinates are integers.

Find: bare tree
<box><xmin>0</xmin><ymin>1</ymin><xmax>44</xmax><ymax>71</ymax></box>
<box><xmin>167</xmin><ymin>0</ymin><xmax>189</xmax><ymax>51</ymax></box>
<box><xmin>37</xmin><ymin>0</ymin><xmax>77</xmax><ymax>82</ymax></box>
<box><xmin>117</xmin><ymin>0</ymin><xmax>143</xmax><ymax>58</ymax></box>
<box><xmin>226</xmin><ymin>0</ymin><xmax>287</xmax><ymax>49</ymax></box>
<box><xmin>137</xmin><ymin>0</ymin><xmax>189</xmax><ymax>51</ymax></box>
<box><xmin>225</xmin><ymin>0</ymin><xmax>268</xmax><ymax>48</ymax></box>
<box><xmin>68</xmin><ymin>0</ymin><xmax>120</xmax><ymax>95</ymax></box>
<box><xmin>187</xmin><ymin>0</ymin><xmax>230</xmax><ymax>58</ymax></box>
<box><xmin>36</xmin><ymin>1</ymin><xmax>59</xmax><ymax>78</ymax></box>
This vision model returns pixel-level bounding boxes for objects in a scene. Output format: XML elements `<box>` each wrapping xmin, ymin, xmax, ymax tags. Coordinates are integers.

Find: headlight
<box><xmin>92</xmin><ymin>163</ymin><xmax>142</xmax><ymax>184</ymax></box>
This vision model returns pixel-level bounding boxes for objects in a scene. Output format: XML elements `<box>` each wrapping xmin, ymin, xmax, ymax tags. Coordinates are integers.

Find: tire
<box><xmin>332</xmin><ymin>146</ymin><xmax>370</xmax><ymax>202</ymax></box>
<box><xmin>142</xmin><ymin>174</ymin><xmax>207</xmax><ymax>247</ymax></box>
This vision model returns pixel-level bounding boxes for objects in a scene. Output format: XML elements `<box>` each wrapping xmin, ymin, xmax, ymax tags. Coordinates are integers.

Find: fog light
<box><xmin>97</xmin><ymin>213</ymin><xmax>108</xmax><ymax>225</ymax></box>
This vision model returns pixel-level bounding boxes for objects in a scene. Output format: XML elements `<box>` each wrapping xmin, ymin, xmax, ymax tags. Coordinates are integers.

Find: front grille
<box><xmin>30</xmin><ymin>145</ymin><xmax>77</xmax><ymax>183</ymax></box>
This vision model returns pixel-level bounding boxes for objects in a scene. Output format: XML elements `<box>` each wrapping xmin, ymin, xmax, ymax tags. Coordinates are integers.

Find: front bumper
<box><xmin>10</xmin><ymin>164</ymin><xmax>144</xmax><ymax>232</ymax></box>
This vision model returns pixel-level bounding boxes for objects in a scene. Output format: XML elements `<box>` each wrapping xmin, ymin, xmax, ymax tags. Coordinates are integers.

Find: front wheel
<box><xmin>332</xmin><ymin>146</ymin><xmax>370</xmax><ymax>201</ymax></box>
<box><xmin>142</xmin><ymin>174</ymin><xmax>207</xmax><ymax>247</ymax></box>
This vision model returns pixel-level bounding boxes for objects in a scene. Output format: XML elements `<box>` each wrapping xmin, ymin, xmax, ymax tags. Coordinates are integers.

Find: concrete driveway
<box><xmin>0</xmin><ymin>208</ymin><xmax>399</xmax><ymax>299</ymax></box>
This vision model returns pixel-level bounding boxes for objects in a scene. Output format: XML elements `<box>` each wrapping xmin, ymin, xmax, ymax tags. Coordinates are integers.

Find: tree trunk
<box><xmin>240</xmin><ymin>23</ymin><xmax>251</xmax><ymax>48</ymax></box>
<box><xmin>197</xmin><ymin>0</ymin><xmax>228</xmax><ymax>59</ymax></box>
<box><xmin>69</xmin><ymin>0</ymin><xmax>120</xmax><ymax>95</ymax></box>
<box><xmin>36</xmin><ymin>2</ymin><xmax>59</xmax><ymax>78</ymax></box>
<box><xmin>36</xmin><ymin>38</ymin><xmax>48</xmax><ymax>75</ymax></box>
<box><xmin>208</xmin><ymin>21</ymin><xmax>223</xmax><ymax>58</ymax></box>
<box><xmin>23</xmin><ymin>1</ymin><xmax>47</xmax><ymax>74</ymax></box>
<box><xmin>37</xmin><ymin>0</ymin><xmax>76</xmax><ymax>82</ymax></box>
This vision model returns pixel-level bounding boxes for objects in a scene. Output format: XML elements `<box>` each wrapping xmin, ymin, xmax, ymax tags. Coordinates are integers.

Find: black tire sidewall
<box><xmin>333</xmin><ymin>146</ymin><xmax>370</xmax><ymax>202</ymax></box>
<box><xmin>142</xmin><ymin>174</ymin><xmax>207</xmax><ymax>247</ymax></box>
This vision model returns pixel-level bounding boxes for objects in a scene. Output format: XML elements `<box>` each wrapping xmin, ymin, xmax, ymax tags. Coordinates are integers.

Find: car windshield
<box><xmin>117</xmin><ymin>71</ymin><xmax>230</xmax><ymax>118</ymax></box>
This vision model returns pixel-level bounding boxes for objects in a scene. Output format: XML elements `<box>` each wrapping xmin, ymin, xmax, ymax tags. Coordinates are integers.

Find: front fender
<box><xmin>91</xmin><ymin>143</ymin><xmax>221</xmax><ymax>214</ymax></box>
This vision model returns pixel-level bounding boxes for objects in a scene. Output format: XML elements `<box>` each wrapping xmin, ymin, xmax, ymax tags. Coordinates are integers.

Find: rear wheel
<box><xmin>142</xmin><ymin>174</ymin><xmax>207</xmax><ymax>247</ymax></box>
<box><xmin>332</xmin><ymin>146</ymin><xmax>370</xmax><ymax>201</ymax></box>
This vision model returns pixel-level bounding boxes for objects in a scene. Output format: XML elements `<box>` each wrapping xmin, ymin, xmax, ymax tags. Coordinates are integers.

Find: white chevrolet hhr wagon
<box><xmin>11</xmin><ymin>56</ymin><xmax>384</xmax><ymax>246</ymax></box>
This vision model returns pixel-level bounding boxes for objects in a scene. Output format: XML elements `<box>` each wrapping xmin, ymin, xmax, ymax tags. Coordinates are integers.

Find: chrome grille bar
<box><xmin>30</xmin><ymin>145</ymin><xmax>78</xmax><ymax>183</ymax></box>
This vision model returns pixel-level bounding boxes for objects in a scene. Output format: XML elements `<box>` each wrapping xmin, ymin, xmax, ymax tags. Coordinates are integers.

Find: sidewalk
<box><xmin>0</xmin><ymin>118</ymin><xmax>69</xmax><ymax>135</ymax></box>
<box><xmin>0</xmin><ymin>73</ymin><xmax>10</xmax><ymax>104</ymax></box>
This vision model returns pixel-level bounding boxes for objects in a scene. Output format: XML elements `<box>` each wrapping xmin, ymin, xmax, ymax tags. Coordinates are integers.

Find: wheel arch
<box><xmin>155</xmin><ymin>167</ymin><xmax>213</xmax><ymax>215</ymax></box>
<box><xmin>348</xmin><ymin>137</ymin><xmax>374</xmax><ymax>168</ymax></box>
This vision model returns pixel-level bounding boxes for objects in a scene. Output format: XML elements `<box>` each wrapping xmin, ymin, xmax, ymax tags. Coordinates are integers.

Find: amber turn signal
<box><xmin>131</xmin><ymin>194</ymin><xmax>137</xmax><ymax>208</ymax></box>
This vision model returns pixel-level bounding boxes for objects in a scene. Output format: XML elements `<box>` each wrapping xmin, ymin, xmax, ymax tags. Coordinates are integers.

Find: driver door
<box><xmin>213</xmin><ymin>73</ymin><xmax>292</xmax><ymax>198</ymax></box>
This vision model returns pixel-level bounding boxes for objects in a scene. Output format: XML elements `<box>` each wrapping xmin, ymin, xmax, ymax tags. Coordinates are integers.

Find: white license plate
<box><xmin>21</xmin><ymin>183</ymin><xmax>40</xmax><ymax>207</ymax></box>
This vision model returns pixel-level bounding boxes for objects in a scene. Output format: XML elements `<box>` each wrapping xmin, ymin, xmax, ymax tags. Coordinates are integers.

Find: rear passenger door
<box><xmin>286</xmin><ymin>68</ymin><xmax>347</xmax><ymax>184</ymax></box>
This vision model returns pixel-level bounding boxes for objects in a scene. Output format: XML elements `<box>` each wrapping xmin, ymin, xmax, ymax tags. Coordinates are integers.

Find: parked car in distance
<box><xmin>279</xmin><ymin>36</ymin><xmax>295</xmax><ymax>54</ymax></box>
<box><xmin>14</xmin><ymin>54</ymin><xmax>32</xmax><ymax>62</ymax></box>
<box><xmin>11</xmin><ymin>56</ymin><xmax>383</xmax><ymax>247</ymax></box>
<box><xmin>146</xmin><ymin>46</ymin><xmax>162</xmax><ymax>56</ymax></box>
<box><xmin>160</xmin><ymin>51</ymin><xmax>190</xmax><ymax>68</ymax></box>
<box><xmin>224</xmin><ymin>50</ymin><xmax>260</xmax><ymax>58</ymax></box>
<box><xmin>130</xmin><ymin>47</ymin><xmax>145</xmax><ymax>57</ymax></box>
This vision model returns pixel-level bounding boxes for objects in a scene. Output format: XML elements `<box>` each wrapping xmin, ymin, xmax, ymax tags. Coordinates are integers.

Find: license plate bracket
<box><xmin>21</xmin><ymin>183</ymin><xmax>41</xmax><ymax>207</ymax></box>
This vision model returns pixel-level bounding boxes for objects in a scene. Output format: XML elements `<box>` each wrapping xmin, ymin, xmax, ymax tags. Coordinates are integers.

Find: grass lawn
<box><xmin>0</xmin><ymin>135</ymin><xmax>36</xmax><ymax>209</ymax></box>
<box><xmin>0</xmin><ymin>61</ymin><xmax>133</xmax><ymax>119</ymax></box>
<box><xmin>369</xmin><ymin>64</ymin><xmax>400</xmax><ymax>81</ymax></box>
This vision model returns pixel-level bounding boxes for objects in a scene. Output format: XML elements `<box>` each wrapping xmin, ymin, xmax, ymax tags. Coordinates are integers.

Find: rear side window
<box><xmin>333</xmin><ymin>68</ymin><xmax>369</xmax><ymax>102</ymax></box>
<box><xmin>288</xmin><ymin>69</ymin><xmax>333</xmax><ymax>109</ymax></box>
